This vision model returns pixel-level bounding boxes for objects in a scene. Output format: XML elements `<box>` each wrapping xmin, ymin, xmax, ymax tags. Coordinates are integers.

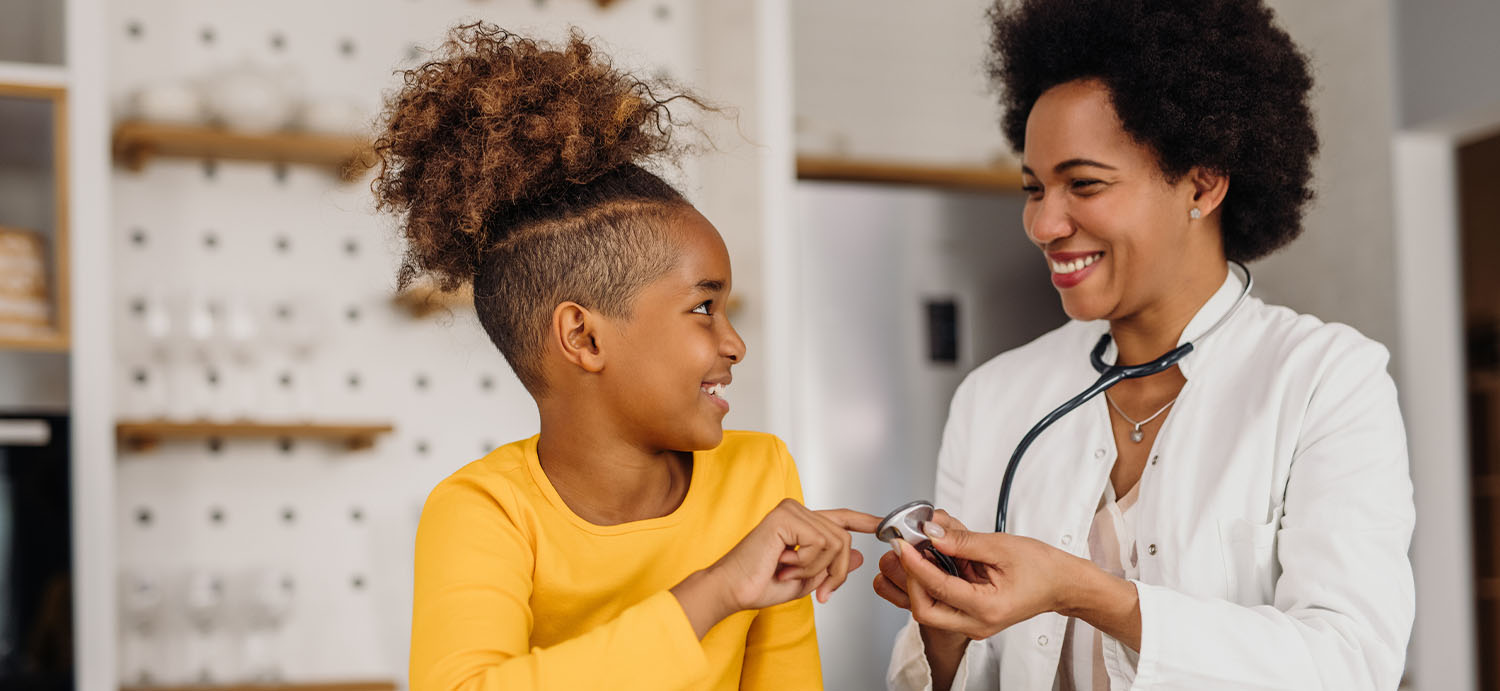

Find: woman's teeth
<box><xmin>702</xmin><ymin>383</ymin><xmax>727</xmax><ymax>398</ymax></box>
<box><xmin>1050</xmin><ymin>252</ymin><xmax>1103</xmax><ymax>274</ymax></box>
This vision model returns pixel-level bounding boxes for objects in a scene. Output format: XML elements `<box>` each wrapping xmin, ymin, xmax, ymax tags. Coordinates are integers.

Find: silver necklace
<box><xmin>1105</xmin><ymin>391</ymin><xmax>1178</xmax><ymax>443</ymax></box>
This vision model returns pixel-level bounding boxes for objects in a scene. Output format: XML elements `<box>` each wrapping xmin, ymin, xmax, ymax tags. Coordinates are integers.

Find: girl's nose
<box><xmin>723</xmin><ymin>319</ymin><xmax>746</xmax><ymax>364</ymax></box>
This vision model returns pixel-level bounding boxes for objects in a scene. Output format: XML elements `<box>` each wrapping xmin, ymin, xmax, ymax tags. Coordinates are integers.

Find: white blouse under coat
<box><xmin>887</xmin><ymin>269</ymin><xmax>1416</xmax><ymax>690</ymax></box>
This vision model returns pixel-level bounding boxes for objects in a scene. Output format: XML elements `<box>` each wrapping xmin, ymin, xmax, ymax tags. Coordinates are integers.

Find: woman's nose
<box><xmin>1026</xmin><ymin>194</ymin><xmax>1073</xmax><ymax>246</ymax></box>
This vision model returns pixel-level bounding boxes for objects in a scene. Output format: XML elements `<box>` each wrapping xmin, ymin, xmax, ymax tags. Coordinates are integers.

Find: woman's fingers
<box><xmin>927</xmin><ymin>509</ymin><xmax>970</xmax><ymax>533</ymax></box>
<box><xmin>904</xmin><ymin>564</ymin><xmax>979</xmax><ymax>638</ymax></box>
<box><xmin>921</xmin><ymin>524</ymin><xmax>1003</xmax><ymax>568</ymax></box>
<box><xmin>877</xmin><ymin>549</ymin><xmax>908</xmax><ymax>591</ymax></box>
<box><xmin>873</xmin><ymin>572</ymin><xmax>911</xmax><ymax>609</ymax></box>
<box><xmin>894</xmin><ymin>538</ymin><xmax>980</xmax><ymax>612</ymax></box>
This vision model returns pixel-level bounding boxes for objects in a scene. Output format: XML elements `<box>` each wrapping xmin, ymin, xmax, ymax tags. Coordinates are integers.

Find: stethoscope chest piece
<box><xmin>877</xmin><ymin>500</ymin><xmax>961</xmax><ymax>576</ymax></box>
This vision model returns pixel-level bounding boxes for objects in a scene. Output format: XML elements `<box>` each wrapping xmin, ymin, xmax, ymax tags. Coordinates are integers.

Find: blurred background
<box><xmin>0</xmin><ymin>0</ymin><xmax>1495</xmax><ymax>689</ymax></box>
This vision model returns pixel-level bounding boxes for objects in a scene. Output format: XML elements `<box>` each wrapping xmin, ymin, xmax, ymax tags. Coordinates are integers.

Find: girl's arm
<box><xmin>412</xmin><ymin>469</ymin><xmax>871</xmax><ymax>691</ymax></box>
<box><xmin>409</xmin><ymin>480</ymin><xmax>712</xmax><ymax>691</ymax></box>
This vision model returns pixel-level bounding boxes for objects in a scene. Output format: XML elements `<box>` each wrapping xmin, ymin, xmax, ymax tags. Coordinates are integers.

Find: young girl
<box><xmin>373</xmin><ymin>24</ymin><xmax>879</xmax><ymax>690</ymax></box>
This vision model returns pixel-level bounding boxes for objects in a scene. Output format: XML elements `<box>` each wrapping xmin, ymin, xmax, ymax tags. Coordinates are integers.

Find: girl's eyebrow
<box><xmin>694</xmin><ymin>279</ymin><xmax>725</xmax><ymax>293</ymax></box>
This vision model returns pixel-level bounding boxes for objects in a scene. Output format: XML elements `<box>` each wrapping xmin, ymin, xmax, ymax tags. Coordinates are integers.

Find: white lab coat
<box><xmin>887</xmin><ymin>268</ymin><xmax>1415</xmax><ymax>690</ymax></box>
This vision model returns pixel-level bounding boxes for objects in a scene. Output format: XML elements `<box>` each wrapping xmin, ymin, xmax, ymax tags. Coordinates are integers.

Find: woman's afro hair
<box><xmin>988</xmin><ymin>0</ymin><xmax>1319</xmax><ymax>262</ymax></box>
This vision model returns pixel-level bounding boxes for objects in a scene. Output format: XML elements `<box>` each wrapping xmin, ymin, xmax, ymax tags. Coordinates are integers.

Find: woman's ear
<box><xmin>1188</xmin><ymin>167</ymin><xmax>1230</xmax><ymax>219</ymax></box>
<box><xmin>551</xmin><ymin>301</ymin><xmax>606</xmax><ymax>374</ymax></box>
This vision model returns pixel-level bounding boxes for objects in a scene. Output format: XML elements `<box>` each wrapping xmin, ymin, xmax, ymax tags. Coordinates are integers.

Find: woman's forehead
<box><xmin>1024</xmin><ymin>82</ymin><xmax>1144</xmax><ymax>172</ymax></box>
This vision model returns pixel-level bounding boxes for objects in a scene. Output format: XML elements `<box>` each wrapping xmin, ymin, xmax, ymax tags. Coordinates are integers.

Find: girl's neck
<box><xmin>534</xmin><ymin>405</ymin><xmax>693</xmax><ymax>526</ymax></box>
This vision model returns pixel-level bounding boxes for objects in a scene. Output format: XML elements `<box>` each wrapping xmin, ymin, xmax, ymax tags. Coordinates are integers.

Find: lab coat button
<box><xmin>1093</xmin><ymin>448</ymin><xmax>1105</xmax><ymax>459</ymax></box>
<box><xmin>1061</xmin><ymin>534</ymin><xmax>1072</xmax><ymax>546</ymax></box>
<box><xmin>1151</xmin><ymin>455</ymin><xmax>1159</xmax><ymax>466</ymax></box>
<box><xmin>1147</xmin><ymin>543</ymin><xmax>1158</xmax><ymax>556</ymax></box>
<box><xmin>1037</xmin><ymin>635</ymin><xmax>1049</xmax><ymax>646</ymax></box>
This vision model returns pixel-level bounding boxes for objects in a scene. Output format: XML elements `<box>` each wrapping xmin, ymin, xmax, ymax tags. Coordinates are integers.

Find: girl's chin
<box><xmin>670</xmin><ymin>424</ymin><xmax>723</xmax><ymax>452</ymax></box>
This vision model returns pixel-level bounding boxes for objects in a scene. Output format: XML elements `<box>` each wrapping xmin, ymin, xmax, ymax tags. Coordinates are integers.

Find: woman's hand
<box><xmin>673</xmin><ymin>501</ymin><xmax>881</xmax><ymax>638</ymax></box>
<box><xmin>872</xmin><ymin>509</ymin><xmax>974</xmax><ymax>690</ymax></box>
<box><xmin>894</xmin><ymin>520</ymin><xmax>1103</xmax><ymax>641</ymax></box>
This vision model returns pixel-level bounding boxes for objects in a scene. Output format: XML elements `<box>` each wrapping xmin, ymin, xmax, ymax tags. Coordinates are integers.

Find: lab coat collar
<box><xmin>1096</xmin><ymin>263</ymin><xmax>1245</xmax><ymax>380</ymax></box>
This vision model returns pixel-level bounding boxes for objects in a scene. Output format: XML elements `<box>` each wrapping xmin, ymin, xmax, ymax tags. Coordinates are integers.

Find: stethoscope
<box><xmin>992</xmin><ymin>261</ymin><xmax>1254</xmax><ymax>533</ymax></box>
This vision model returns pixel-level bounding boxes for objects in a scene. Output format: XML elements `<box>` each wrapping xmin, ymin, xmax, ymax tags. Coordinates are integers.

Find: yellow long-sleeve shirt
<box><xmin>409</xmin><ymin>430</ymin><xmax>824</xmax><ymax>691</ymax></box>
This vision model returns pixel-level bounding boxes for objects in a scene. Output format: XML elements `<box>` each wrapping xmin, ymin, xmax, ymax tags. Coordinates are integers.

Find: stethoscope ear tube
<box><xmin>991</xmin><ymin>262</ymin><xmax>1251</xmax><ymax>534</ymax></box>
<box><xmin>994</xmin><ymin>341</ymin><xmax>1195</xmax><ymax>533</ymax></box>
<box><xmin>994</xmin><ymin>367</ymin><xmax>1122</xmax><ymax>533</ymax></box>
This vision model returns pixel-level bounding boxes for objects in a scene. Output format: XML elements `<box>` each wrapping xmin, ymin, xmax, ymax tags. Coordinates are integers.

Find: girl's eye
<box><xmin>692</xmin><ymin>300</ymin><xmax>713</xmax><ymax>315</ymax></box>
<box><xmin>1071</xmin><ymin>179</ymin><xmax>1103</xmax><ymax>191</ymax></box>
<box><xmin>1021</xmin><ymin>184</ymin><xmax>1041</xmax><ymax>195</ymax></box>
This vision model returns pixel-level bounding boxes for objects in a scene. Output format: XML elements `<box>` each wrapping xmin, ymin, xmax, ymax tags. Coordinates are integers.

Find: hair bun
<box><xmin>372</xmin><ymin>23</ymin><xmax>700</xmax><ymax>289</ymax></box>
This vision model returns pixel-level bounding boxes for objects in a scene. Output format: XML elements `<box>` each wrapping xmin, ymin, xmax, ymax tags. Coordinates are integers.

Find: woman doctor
<box><xmin>872</xmin><ymin>1</ymin><xmax>1415</xmax><ymax>689</ymax></box>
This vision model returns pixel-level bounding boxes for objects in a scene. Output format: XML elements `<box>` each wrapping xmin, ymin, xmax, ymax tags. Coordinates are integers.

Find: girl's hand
<box><xmin>673</xmin><ymin>501</ymin><xmax>880</xmax><ymax>638</ymax></box>
<box><xmin>893</xmin><ymin>521</ymin><xmax>1086</xmax><ymax>640</ymax></box>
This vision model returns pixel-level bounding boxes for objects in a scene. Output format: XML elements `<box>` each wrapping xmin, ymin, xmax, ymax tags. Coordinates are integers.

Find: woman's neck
<box><xmin>534</xmin><ymin>402</ymin><xmax>693</xmax><ymax>526</ymax></box>
<box><xmin>1108</xmin><ymin>262</ymin><xmax>1229</xmax><ymax>366</ymax></box>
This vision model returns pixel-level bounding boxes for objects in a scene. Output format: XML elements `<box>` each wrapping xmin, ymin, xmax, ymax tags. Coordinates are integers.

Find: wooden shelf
<box><xmin>0</xmin><ymin>330</ymin><xmax>69</xmax><ymax>352</ymax></box>
<box><xmin>0</xmin><ymin>62</ymin><xmax>67</xmax><ymax>91</ymax></box>
<box><xmin>796</xmin><ymin>156</ymin><xmax>1024</xmax><ymax>193</ymax></box>
<box><xmin>112</xmin><ymin>121</ymin><xmax>374</xmax><ymax>181</ymax></box>
<box><xmin>121</xmin><ymin>681</ymin><xmax>396</xmax><ymax>691</ymax></box>
<box><xmin>117</xmin><ymin>420</ymin><xmax>394</xmax><ymax>453</ymax></box>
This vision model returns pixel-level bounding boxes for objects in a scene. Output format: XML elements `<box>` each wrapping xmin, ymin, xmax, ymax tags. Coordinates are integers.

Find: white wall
<box><xmin>792</xmin><ymin>0</ymin><xmax>1010</xmax><ymax>167</ymax></box>
<box><xmin>1394</xmin><ymin>0</ymin><xmax>1500</xmax><ymax>130</ymax></box>
<box><xmin>1253</xmin><ymin>0</ymin><xmax>1400</xmax><ymax>359</ymax></box>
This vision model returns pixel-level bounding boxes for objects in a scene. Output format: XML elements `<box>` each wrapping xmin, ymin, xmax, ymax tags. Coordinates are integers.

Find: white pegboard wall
<box><xmin>108</xmin><ymin>0</ymin><xmax>700</xmax><ymax>687</ymax></box>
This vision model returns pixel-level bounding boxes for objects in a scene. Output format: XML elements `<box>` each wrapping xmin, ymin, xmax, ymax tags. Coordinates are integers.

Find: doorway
<box><xmin>1463</xmin><ymin>130</ymin><xmax>1500</xmax><ymax>689</ymax></box>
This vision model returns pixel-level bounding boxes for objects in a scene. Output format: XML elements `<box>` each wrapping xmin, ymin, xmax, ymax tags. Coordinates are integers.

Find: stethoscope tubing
<box><xmin>992</xmin><ymin>262</ymin><xmax>1252</xmax><ymax>534</ymax></box>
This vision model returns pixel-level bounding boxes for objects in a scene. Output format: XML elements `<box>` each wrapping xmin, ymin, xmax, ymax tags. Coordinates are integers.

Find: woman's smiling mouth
<box><xmin>1048</xmin><ymin>251</ymin><xmax>1105</xmax><ymax>288</ymax></box>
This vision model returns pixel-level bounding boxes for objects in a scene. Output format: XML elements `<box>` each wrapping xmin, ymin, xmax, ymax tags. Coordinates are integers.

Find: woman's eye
<box><xmin>1071</xmin><ymin>179</ymin><xmax>1103</xmax><ymax>191</ymax></box>
<box><xmin>692</xmin><ymin>300</ymin><xmax>713</xmax><ymax>315</ymax></box>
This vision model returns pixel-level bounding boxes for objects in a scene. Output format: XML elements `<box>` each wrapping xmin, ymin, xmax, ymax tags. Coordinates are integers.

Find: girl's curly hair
<box><xmin>371</xmin><ymin>24</ymin><xmax>706</xmax><ymax>394</ymax></box>
<box><xmin>988</xmin><ymin>0</ymin><xmax>1318</xmax><ymax>262</ymax></box>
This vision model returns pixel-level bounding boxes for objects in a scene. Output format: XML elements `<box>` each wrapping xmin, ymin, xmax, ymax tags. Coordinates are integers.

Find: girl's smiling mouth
<box><xmin>701</xmin><ymin>381</ymin><xmax>730</xmax><ymax>412</ymax></box>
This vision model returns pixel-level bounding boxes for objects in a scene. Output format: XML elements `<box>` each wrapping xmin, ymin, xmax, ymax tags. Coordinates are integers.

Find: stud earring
<box><xmin>1190</xmin><ymin>208</ymin><xmax>1202</xmax><ymax>220</ymax></box>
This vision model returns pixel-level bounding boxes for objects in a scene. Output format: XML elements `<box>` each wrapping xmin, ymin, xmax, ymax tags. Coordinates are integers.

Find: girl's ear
<box><xmin>551</xmin><ymin>301</ymin><xmax>606</xmax><ymax>374</ymax></box>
